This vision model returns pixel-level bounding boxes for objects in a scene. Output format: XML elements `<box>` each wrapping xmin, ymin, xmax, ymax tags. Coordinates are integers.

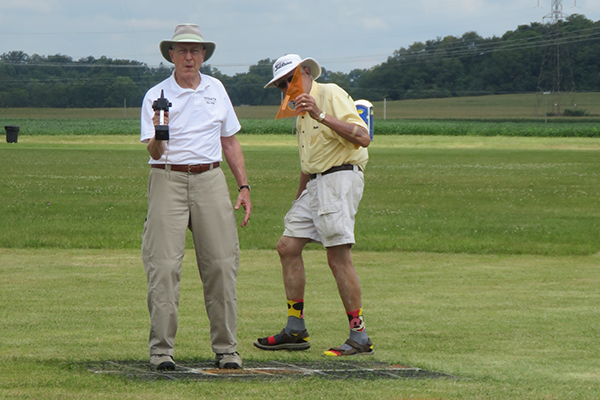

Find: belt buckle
<box><xmin>188</xmin><ymin>164</ymin><xmax>193</xmax><ymax>174</ymax></box>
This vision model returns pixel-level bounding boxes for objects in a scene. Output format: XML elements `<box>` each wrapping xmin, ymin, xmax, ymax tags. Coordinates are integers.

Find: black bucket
<box><xmin>5</xmin><ymin>125</ymin><xmax>19</xmax><ymax>143</ymax></box>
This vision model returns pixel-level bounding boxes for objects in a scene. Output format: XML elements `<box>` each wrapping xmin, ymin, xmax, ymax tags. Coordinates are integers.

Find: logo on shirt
<box><xmin>204</xmin><ymin>97</ymin><xmax>217</xmax><ymax>105</ymax></box>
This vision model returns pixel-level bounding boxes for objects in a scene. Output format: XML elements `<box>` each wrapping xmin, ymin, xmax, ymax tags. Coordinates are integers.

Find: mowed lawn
<box><xmin>0</xmin><ymin>134</ymin><xmax>599</xmax><ymax>400</ymax></box>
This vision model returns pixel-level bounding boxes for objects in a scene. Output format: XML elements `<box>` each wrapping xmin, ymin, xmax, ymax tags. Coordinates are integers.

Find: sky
<box><xmin>1</xmin><ymin>0</ymin><xmax>599</xmax><ymax>76</ymax></box>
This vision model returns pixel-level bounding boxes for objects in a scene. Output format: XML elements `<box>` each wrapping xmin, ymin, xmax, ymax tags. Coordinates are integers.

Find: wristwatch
<box><xmin>317</xmin><ymin>112</ymin><xmax>326</xmax><ymax>123</ymax></box>
<box><xmin>238</xmin><ymin>185</ymin><xmax>251</xmax><ymax>192</ymax></box>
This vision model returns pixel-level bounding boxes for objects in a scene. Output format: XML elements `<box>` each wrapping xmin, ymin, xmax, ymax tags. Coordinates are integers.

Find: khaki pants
<box><xmin>142</xmin><ymin>167</ymin><xmax>239</xmax><ymax>357</ymax></box>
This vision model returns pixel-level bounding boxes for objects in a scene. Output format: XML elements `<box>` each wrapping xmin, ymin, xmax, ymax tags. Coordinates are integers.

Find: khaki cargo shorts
<box><xmin>283</xmin><ymin>168</ymin><xmax>364</xmax><ymax>248</ymax></box>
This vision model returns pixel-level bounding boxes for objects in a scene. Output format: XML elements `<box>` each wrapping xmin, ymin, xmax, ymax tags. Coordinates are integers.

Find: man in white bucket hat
<box><xmin>255</xmin><ymin>54</ymin><xmax>374</xmax><ymax>357</ymax></box>
<box><xmin>140</xmin><ymin>23</ymin><xmax>251</xmax><ymax>371</ymax></box>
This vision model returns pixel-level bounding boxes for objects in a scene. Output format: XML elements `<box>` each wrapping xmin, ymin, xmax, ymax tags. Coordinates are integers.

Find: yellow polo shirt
<box><xmin>296</xmin><ymin>81</ymin><xmax>369</xmax><ymax>175</ymax></box>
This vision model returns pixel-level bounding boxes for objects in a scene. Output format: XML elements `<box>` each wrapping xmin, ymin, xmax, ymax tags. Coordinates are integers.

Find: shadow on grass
<box><xmin>85</xmin><ymin>359</ymin><xmax>460</xmax><ymax>381</ymax></box>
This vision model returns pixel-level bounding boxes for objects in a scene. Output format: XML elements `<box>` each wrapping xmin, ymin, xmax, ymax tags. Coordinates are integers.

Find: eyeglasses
<box><xmin>276</xmin><ymin>75</ymin><xmax>293</xmax><ymax>91</ymax></box>
<box><xmin>173</xmin><ymin>46</ymin><xmax>203</xmax><ymax>57</ymax></box>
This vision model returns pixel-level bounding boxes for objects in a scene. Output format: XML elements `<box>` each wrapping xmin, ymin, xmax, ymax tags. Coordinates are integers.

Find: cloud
<box><xmin>0</xmin><ymin>0</ymin><xmax>54</xmax><ymax>13</ymax></box>
<box><xmin>361</xmin><ymin>17</ymin><xmax>389</xmax><ymax>30</ymax></box>
<box><xmin>0</xmin><ymin>0</ymin><xmax>599</xmax><ymax>75</ymax></box>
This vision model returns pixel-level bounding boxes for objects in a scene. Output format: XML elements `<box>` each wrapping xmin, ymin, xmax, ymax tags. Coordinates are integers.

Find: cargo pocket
<box><xmin>317</xmin><ymin>201</ymin><xmax>343</xmax><ymax>241</ymax></box>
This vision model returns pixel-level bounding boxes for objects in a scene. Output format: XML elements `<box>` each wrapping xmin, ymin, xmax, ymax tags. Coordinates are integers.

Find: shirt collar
<box><xmin>169</xmin><ymin>72</ymin><xmax>210</xmax><ymax>97</ymax></box>
<box><xmin>308</xmin><ymin>79</ymin><xmax>319</xmax><ymax>97</ymax></box>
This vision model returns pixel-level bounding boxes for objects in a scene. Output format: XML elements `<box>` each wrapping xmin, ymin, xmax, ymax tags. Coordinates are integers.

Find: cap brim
<box><xmin>264</xmin><ymin>75</ymin><xmax>283</xmax><ymax>89</ymax></box>
<box><xmin>159</xmin><ymin>40</ymin><xmax>216</xmax><ymax>64</ymax></box>
<box><xmin>301</xmin><ymin>58</ymin><xmax>321</xmax><ymax>81</ymax></box>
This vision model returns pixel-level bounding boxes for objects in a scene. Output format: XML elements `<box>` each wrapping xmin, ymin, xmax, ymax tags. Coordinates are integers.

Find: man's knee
<box><xmin>326</xmin><ymin>245</ymin><xmax>353</xmax><ymax>271</ymax></box>
<box><xmin>277</xmin><ymin>236</ymin><xmax>304</xmax><ymax>259</ymax></box>
<box><xmin>276</xmin><ymin>236</ymin><xmax>291</xmax><ymax>258</ymax></box>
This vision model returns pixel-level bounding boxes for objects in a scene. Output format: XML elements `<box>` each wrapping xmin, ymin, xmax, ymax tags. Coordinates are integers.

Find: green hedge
<box><xmin>2</xmin><ymin>117</ymin><xmax>599</xmax><ymax>137</ymax></box>
<box><xmin>372</xmin><ymin>119</ymin><xmax>600</xmax><ymax>137</ymax></box>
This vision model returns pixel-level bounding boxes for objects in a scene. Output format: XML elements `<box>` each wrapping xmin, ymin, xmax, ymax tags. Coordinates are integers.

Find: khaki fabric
<box><xmin>283</xmin><ymin>168</ymin><xmax>364</xmax><ymax>247</ymax></box>
<box><xmin>142</xmin><ymin>167</ymin><xmax>239</xmax><ymax>356</ymax></box>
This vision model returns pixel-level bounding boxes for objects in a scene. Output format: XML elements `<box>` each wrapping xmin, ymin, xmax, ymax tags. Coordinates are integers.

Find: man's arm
<box><xmin>295</xmin><ymin>93</ymin><xmax>370</xmax><ymax>148</ymax></box>
<box><xmin>221</xmin><ymin>135</ymin><xmax>252</xmax><ymax>227</ymax></box>
<box><xmin>147</xmin><ymin>136</ymin><xmax>166</xmax><ymax>160</ymax></box>
<box><xmin>296</xmin><ymin>171</ymin><xmax>310</xmax><ymax>200</ymax></box>
<box><xmin>146</xmin><ymin>110</ymin><xmax>168</xmax><ymax>160</ymax></box>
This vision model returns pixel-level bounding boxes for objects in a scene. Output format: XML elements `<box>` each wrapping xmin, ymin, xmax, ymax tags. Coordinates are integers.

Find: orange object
<box><xmin>275</xmin><ymin>65</ymin><xmax>306</xmax><ymax>119</ymax></box>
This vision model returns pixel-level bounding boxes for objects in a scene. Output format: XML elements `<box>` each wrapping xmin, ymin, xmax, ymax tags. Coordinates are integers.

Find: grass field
<box><xmin>1</xmin><ymin>134</ymin><xmax>599</xmax><ymax>399</ymax></box>
<box><xmin>2</xmin><ymin>248</ymin><xmax>599</xmax><ymax>399</ymax></box>
<box><xmin>1</xmin><ymin>135</ymin><xmax>598</xmax><ymax>255</ymax></box>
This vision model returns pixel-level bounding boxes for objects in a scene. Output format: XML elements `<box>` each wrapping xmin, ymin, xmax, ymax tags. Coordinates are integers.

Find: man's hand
<box><xmin>295</xmin><ymin>93</ymin><xmax>320</xmax><ymax>121</ymax></box>
<box><xmin>152</xmin><ymin>110</ymin><xmax>169</xmax><ymax>126</ymax></box>
<box><xmin>221</xmin><ymin>135</ymin><xmax>252</xmax><ymax>227</ymax></box>
<box><xmin>235</xmin><ymin>188</ymin><xmax>252</xmax><ymax>227</ymax></box>
<box><xmin>146</xmin><ymin>110</ymin><xmax>170</xmax><ymax>160</ymax></box>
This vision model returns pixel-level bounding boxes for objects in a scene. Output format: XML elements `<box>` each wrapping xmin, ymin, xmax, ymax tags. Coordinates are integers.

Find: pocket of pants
<box><xmin>317</xmin><ymin>202</ymin><xmax>343</xmax><ymax>239</ymax></box>
<box><xmin>318</xmin><ymin>203</ymin><xmax>342</xmax><ymax>217</ymax></box>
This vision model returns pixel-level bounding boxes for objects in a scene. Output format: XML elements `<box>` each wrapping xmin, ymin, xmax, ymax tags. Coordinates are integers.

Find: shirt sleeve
<box><xmin>220</xmin><ymin>85</ymin><xmax>241</xmax><ymax>137</ymax></box>
<box><xmin>140</xmin><ymin>90</ymin><xmax>156</xmax><ymax>143</ymax></box>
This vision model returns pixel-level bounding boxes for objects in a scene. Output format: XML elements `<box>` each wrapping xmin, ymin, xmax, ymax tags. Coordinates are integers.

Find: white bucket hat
<box><xmin>159</xmin><ymin>23</ymin><xmax>216</xmax><ymax>63</ymax></box>
<box><xmin>264</xmin><ymin>54</ymin><xmax>321</xmax><ymax>89</ymax></box>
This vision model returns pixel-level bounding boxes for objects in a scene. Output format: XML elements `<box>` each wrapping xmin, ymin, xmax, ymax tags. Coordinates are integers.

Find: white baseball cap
<box><xmin>264</xmin><ymin>54</ymin><xmax>322</xmax><ymax>89</ymax></box>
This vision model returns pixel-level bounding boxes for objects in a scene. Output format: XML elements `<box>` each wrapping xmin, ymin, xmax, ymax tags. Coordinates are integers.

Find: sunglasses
<box><xmin>276</xmin><ymin>75</ymin><xmax>293</xmax><ymax>90</ymax></box>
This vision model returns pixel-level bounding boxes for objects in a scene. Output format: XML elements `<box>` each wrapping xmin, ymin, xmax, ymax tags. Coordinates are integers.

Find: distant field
<box><xmin>1</xmin><ymin>92</ymin><xmax>599</xmax><ymax>121</ymax></box>
<box><xmin>368</xmin><ymin>92</ymin><xmax>600</xmax><ymax>120</ymax></box>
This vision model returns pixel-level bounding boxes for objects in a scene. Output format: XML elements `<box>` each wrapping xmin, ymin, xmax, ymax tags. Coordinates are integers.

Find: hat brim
<box><xmin>264</xmin><ymin>57</ymin><xmax>322</xmax><ymax>89</ymax></box>
<box><xmin>159</xmin><ymin>40</ymin><xmax>216</xmax><ymax>64</ymax></box>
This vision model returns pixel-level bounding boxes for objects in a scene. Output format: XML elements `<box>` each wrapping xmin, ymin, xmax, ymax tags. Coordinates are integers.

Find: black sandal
<box><xmin>323</xmin><ymin>338</ymin><xmax>374</xmax><ymax>357</ymax></box>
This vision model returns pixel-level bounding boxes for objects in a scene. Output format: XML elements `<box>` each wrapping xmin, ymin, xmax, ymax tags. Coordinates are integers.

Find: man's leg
<box><xmin>323</xmin><ymin>244</ymin><xmax>373</xmax><ymax>356</ymax></box>
<box><xmin>254</xmin><ymin>235</ymin><xmax>311</xmax><ymax>350</ymax></box>
<box><xmin>142</xmin><ymin>169</ymin><xmax>189</xmax><ymax>366</ymax></box>
<box><xmin>188</xmin><ymin>168</ymin><xmax>240</xmax><ymax>356</ymax></box>
<box><xmin>326</xmin><ymin>244</ymin><xmax>362</xmax><ymax>312</ymax></box>
<box><xmin>278</xmin><ymin>235</ymin><xmax>309</xmax><ymax>301</ymax></box>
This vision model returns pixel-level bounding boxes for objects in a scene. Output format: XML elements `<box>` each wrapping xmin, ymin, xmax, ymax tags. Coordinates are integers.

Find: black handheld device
<box><xmin>152</xmin><ymin>89</ymin><xmax>172</xmax><ymax>140</ymax></box>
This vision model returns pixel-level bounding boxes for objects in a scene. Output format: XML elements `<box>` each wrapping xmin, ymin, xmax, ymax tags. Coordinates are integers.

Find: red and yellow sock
<box><xmin>264</xmin><ymin>299</ymin><xmax>306</xmax><ymax>344</ymax></box>
<box><xmin>347</xmin><ymin>308</ymin><xmax>365</xmax><ymax>332</ymax></box>
<box><xmin>323</xmin><ymin>308</ymin><xmax>369</xmax><ymax>357</ymax></box>
<box><xmin>287</xmin><ymin>299</ymin><xmax>304</xmax><ymax>319</ymax></box>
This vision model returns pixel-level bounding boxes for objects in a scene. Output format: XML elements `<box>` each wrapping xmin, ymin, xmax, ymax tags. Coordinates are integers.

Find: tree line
<box><xmin>0</xmin><ymin>14</ymin><xmax>598</xmax><ymax>109</ymax></box>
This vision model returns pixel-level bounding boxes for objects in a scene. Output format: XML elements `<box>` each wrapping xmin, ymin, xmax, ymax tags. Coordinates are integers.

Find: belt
<box><xmin>309</xmin><ymin>164</ymin><xmax>360</xmax><ymax>180</ymax></box>
<box><xmin>151</xmin><ymin>162</ymin><xmax>220</xmax><ymax>173</ymax></box>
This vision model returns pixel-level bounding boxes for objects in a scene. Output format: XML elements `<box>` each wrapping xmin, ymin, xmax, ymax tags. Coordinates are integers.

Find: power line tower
<box><xmin>535</xmin><ymin>0</ymin><xmax>577</xmax><ymax>119</ymax></box>
<box><xmin>540</xmin><ymin>0</ymin><xmax>573</xmax><ymax>23</ymax></box>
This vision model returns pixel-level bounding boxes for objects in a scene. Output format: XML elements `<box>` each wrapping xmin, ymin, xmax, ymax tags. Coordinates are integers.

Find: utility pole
<box><xmin>539</xmin><ymin>0</ymin><xmax>574</xmax><ymax>23</ymax></box>
<box><xmin>535</xmin><ymin>1</ymin><xmax>577</xmax><ymax>118</ymax></box>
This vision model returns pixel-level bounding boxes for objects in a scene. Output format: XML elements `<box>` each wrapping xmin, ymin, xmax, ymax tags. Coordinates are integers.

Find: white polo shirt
<box><xmin>140</xmin><ymin>72</ymin><xmax>241</xmax><ymax>165</ymax></box>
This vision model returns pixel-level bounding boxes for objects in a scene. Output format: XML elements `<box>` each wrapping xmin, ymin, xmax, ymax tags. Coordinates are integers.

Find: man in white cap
<box><xmin>140</xmin><ymin>23</ymin><xmax>251</xmax><ymax>370</ymax></box>
<box><xmin>255</xmin><ymin>54</ymin><xmax>373</xmax><ymax>357</ymax></box>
